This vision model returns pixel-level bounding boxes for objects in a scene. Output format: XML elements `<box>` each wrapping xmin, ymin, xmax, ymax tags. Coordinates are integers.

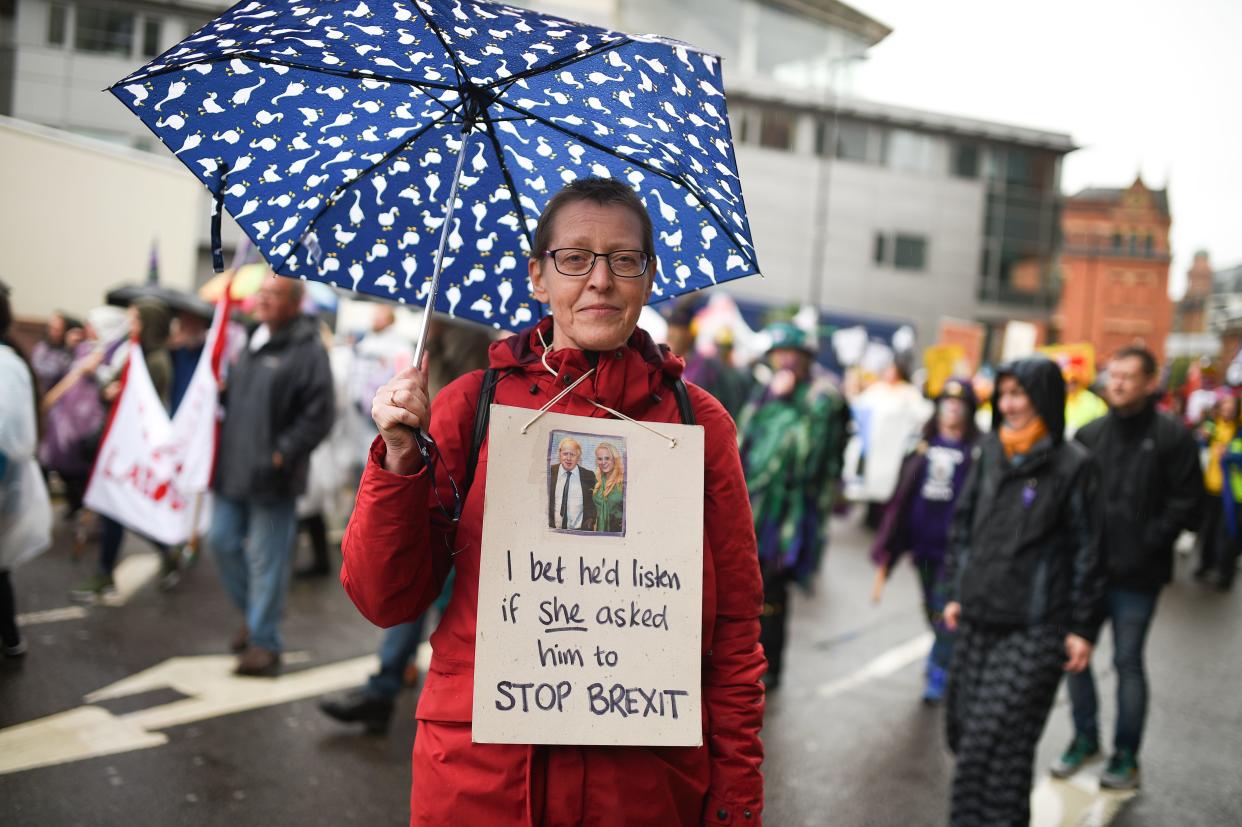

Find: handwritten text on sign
<box><xmin>472</xmin><ymin>406</ymin><xmax>704</xmax><ymax>746</ymax></box>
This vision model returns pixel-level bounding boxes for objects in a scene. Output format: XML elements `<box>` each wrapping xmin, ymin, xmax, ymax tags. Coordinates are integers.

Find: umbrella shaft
<box><xmin>413</xmin><ymin>129</ymin><xmax>474</xmax><ymax>367</ymax></box>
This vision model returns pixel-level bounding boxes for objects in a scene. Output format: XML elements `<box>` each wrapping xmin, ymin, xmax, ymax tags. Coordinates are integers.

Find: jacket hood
<box><xmin>488</xmin><ymin>317</ymin><xmax>684</xmax><ymax>417</ymax></box>
<box><xmin>994</xmin><ymin>356</ymin><xmax>1066</xmax><ymax>443</ymax></box>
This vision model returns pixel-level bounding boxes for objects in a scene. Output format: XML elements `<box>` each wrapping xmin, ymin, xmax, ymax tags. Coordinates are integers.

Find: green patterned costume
<box><xmin>738</xmin><ymin>376</ymin><xmax>847</xmax><ymax>584</ymax></box>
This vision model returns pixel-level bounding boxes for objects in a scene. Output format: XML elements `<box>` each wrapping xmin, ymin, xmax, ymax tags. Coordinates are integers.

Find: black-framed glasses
<box><xmin>544</xmin><ymin>248</ymin><xmax>650</xmax><ymax>279</ymax></box>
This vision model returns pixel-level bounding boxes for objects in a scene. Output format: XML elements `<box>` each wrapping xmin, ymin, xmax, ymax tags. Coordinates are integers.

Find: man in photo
<box><xmin>548</xmin><ymin>436</ymin><xmax>597</xmax><ymax>530</ymax></box>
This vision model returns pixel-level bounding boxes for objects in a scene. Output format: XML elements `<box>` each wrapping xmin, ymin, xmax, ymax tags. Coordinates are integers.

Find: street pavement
<box><xmin>3</xmin><ymin>508</ymin><xmax>1240</xmax><ymax>826</ymax></box>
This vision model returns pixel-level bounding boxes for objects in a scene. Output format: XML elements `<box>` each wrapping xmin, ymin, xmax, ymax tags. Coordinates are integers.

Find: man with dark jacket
<box><xmin>547</xmin><ymin>436</ymin><xmax>596</xmax><ymax>530</ymax></box>
<box><xmin>211</xmin><ymin>274</ymin><xmax>333</xmax><ymax>676</ymax></box>
<box><xmin>1051</xmin><ymin>346</ymin><xmax>1203</xmax><ymax>789</ymax></box>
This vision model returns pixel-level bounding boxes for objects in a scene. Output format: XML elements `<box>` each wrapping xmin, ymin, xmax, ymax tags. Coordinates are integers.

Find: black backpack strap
<box><xmin>463</xmin><ymin>368</ymin><xmax>501</xmax><ymax>497</ymax></box>
<box><xmin>672</xmin><ymin>378</ymin><xmax>696</xmax><ymax>426</ymax></box>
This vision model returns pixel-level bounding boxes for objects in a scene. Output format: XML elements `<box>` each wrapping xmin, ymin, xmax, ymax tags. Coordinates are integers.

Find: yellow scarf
<box><xmin>999</xmin><ymin>418</ymin><xmax>1048</xmax><ymax>459</ymax></box>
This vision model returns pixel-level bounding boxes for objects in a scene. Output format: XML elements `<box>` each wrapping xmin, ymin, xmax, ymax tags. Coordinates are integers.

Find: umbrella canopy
<box><xmin>110</xmin><ymin>0</ymin><xmax>760</xmax><ymax>337</ymax></box>
<box><xmin>198</xmin><ymin>262</ymin><xmax>271</xmax><ymax>301</ymax></box>
<box><xmin>106</xmin><ymin>283</ymin><xmax>215</xmax><ymax>319</ymax></box>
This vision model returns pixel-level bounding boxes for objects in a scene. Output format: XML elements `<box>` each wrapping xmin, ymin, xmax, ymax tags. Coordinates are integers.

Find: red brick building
<box><xmin>1054</xmin><ymin>177</ymin><xmax>1173</xmax><ymax>363</ymax></box>
<box><xmin>1173</xmin><ymin>250</ymin><xmax>1213</xmax><ymax>334</ymax></box>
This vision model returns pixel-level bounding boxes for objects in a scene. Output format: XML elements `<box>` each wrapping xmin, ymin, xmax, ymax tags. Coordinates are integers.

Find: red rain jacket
<box><xmin>342</xmin><ymin>319</ymin><xmax>766</xmax><ymax>826</ymax></box>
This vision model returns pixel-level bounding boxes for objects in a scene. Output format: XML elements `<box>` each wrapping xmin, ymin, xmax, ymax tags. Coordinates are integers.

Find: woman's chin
<box><xmin>563</xmin><ymin>327</ymin><xmax>630</xmax><ymax>352</ymax></box>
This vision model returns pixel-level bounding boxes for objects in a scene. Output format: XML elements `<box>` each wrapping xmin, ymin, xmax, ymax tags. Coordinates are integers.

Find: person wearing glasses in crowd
<box><xmin>340</xmin><ymin>178</ymin><xmax>766</xmax><ymax>825</ymax></box>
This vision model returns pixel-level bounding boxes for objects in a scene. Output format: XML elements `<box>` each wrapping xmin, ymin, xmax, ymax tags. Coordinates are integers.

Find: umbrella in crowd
<box><xmin>109</xmin><ymin>0</ymin><xmax>760</xmax><ymax>357</ymax></box>
<box><xmin>105</xmin><ymin>282</ymin><xmax>215</xmax><ymax>319</ymax></box>
<box><xmin>197</xmin><ymin>262</ymin><xmax>270</xmax><ymax>301</ymax></box>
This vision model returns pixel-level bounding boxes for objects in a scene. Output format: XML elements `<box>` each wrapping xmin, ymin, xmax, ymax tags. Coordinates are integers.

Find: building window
<box><xmin>894</xmin><ymin>234</ymin><xmax>927</xmax><ymax>271</ymax></box>
<box><xmin>76</xmin><ymin>6</ymin><xmax>135</xmax><ymax>56</ymax></box>
<box><xmin>1005</xmin><ymin>148</ymin><xmax>1034</xmax><ymax>185</ymax></box>
<box><xmin>1145</xmin><ymin>233</ymin><xmax>1154</xmax><ymax>256</ymax></box>
<box><xmin>888</xmin><ymin>129</ymin><xmax>938</xmax><ymax>174</ymax></box>
<box><xmin>834</xmin><ymin>120</ymin><xmax>869</xmax><ymax>162</ymax></box>
<box><xmin>48</xmin><ymin>3</ymin><xmax>68</xmax><ymax>46</ymax></box>
<box><xmin>873</xmin><ymin>232</ymin><xmax>886</xmax><ymax>265</ymax></box>
<box><xmin>1129</xmin><ymin>235</ymin><xmax>1139</xmax><ymax>257</ymax></box>
<box><xmin>733</xmin><ymin>110</ymin><xmax>749</xmax><ymax>144</ymax></box>
<box><xmin>1112</xmin><ymin>232</ymin><xmax>1122</xmax><ymax>251</ymax></box>
<box><xmin>142</xmin><ymin>18</ymin><xmax>161</xmax><ymax>58</ymax></box>
<box><xmin>952</xmin><ymin>142</ymin><xmax>980</xmax><ymax>179</ymax></box>
<box><xmin>758</xmin><ymin>109</ymin><xmax>795</xmax><ymax>151</ymax></box>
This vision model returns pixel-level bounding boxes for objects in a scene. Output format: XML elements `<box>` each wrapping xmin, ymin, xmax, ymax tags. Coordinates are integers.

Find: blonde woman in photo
<box><xmin>592</xmin><ymin>442</ymin><xmax>625</xmax><ymax>532</ymax></box>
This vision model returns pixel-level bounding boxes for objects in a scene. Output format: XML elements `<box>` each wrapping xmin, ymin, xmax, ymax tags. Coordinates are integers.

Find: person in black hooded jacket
<box><xmin>942</xmin><ymin>357</ymin><xmax>1107</xmax><ymax>827</ymax></box>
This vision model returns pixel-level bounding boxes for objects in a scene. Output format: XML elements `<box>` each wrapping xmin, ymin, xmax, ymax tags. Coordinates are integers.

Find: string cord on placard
<box><xmin>520</xmin><ymin>330</ymin><xmax>679</xmax><ymax>449</ymax></box>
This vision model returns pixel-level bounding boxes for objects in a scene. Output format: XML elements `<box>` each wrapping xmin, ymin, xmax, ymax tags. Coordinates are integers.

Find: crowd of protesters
<box><xmin>1</xmin><ymin>198</ymin><xmax>1238</xmax><ymax>824</ymax></box>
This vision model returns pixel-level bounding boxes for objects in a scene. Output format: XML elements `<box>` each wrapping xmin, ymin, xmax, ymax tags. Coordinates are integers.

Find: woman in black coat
<box><xmin>942</xmin><ymin>357</ymin><xmax>1107</xmax><ymax>827</ymax></box>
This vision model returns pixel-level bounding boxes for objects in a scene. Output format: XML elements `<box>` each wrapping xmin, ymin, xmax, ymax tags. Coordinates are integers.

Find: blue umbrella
<box><xmin>110</xmin><ymin>0</ymin><xmax>761</xmax><ymax>360</ymax></box>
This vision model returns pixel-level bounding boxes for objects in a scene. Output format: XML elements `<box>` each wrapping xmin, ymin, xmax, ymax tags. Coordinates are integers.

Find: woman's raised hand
<box><xmin>372</xmin><ymin>352</ymin><xmax>430</xmax><ymax>475</ymax></box>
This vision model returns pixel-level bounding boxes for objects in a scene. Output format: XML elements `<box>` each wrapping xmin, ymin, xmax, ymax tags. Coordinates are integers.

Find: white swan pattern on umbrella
<box><xmin>112</xmin><ymin>0</ymin><xmax>759</xmax><ymax>329</ymax></box>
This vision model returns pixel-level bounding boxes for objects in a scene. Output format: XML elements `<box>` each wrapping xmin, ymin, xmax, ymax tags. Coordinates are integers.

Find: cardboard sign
<box><xmin>922</xmin><ymin>344</ymin><xmax>967</xmax><ymax>397</ymax></box>
<box><xmin>1038</xmin><ymin>343</ymin><xmax>1097</xmax><ymax>384</ymax></box>
<box><xmin>937</xmin><ymin>318</ymin><xmax>985</xmax><ymax>373</ymax></box>
<box><xmin>472</xmin><ymin>405</ymin><xmax>705</xmax><ymax>747</ymax></box>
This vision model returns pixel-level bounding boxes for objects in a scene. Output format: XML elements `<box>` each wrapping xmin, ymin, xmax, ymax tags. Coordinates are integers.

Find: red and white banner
<box><xmin>84</xmin><ymin>294</ymin><xmax>231</xmax><ymax>545</ymax></box>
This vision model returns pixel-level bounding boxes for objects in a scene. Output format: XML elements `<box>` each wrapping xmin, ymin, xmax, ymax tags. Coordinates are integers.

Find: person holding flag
<box><xmin>71</xmin><ymin>298</ymin><xmax>181</xmax><ymax>601</ymax></box>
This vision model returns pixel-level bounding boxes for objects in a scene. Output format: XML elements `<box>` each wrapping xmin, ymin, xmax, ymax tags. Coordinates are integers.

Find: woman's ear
<box><xmin>529</xmin><ymin>256</ymin><xmax>548</xmax><ymax>303</ymax></box>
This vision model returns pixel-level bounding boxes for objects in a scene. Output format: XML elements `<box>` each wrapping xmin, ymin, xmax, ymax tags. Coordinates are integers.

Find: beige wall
<box><xmin>0</xmin><ymin>116</ymin><xmax>202</xmax><ymax>321</ymax></box>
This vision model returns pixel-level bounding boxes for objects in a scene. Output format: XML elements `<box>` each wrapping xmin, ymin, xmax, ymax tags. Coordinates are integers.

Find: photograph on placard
<box><xmin>546</xmin><ymin>430</ymin><xmax>627</xmax><ymax>536</ymax></box>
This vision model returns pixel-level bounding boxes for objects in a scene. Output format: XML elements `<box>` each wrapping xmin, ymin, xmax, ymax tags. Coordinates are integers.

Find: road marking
<box><xmin>0</xmin><ymin>707</ymin><xmax>168</xmax><ymax>775</ymax></box>
<box><xmin>1032</xmin><ymin>774</ymin><xmax>1137</xmax><ymax>827</ymax></box>
<box><xmin>816</xmin><ymin>632</ymin><xmax>934</xmax><ymax>698</ymax></box>
<box><xmin>0</xmin><ymin>653</ymin><xmax>378</xmax><ymax>775</ymax></box>
<box><xmin>17</xmin><ymin>606</ymin><xmax>89</xmax><ymax>626</ymax></box>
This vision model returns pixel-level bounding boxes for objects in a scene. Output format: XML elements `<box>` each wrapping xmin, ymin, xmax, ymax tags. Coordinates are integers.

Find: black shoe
<box><xmin>319</xmin><ymin>689</ymin><xmax>395</xmax><ymax>735</ymax></box>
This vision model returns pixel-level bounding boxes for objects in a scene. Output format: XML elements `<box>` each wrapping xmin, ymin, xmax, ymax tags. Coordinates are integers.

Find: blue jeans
<box><xmin>365</xmin><ymin>617</ymin><xmax>427</xmax><ymax>700</ymax></box>
<box><xmin>210</xmin><ymin>495</ymin><xmax>297</xmax><ymax>653</ymax></box>
<box><xmin>1066</xmin><ymin>586</ymin><xmax>1160</xmax><ymax>755</ymax></box>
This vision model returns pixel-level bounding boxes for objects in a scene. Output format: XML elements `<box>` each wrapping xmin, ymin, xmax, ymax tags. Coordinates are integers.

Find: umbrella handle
<box><xmin>412</xmin><ymin>129</ymin><xmax>474</xmax><ymax>367</ymax></box>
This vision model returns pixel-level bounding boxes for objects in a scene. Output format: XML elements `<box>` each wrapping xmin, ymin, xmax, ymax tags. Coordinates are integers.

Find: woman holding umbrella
<box><xmin>341</xmin><ymin>178</ymin><xmax>765</xmax><ymax>825</ymax></box>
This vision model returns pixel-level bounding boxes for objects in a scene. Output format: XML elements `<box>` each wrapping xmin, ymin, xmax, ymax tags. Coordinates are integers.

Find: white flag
<box><xmin>84</xmin><ymin>297</ymin><xmax>229</xmax><ymax>545</ymax></box>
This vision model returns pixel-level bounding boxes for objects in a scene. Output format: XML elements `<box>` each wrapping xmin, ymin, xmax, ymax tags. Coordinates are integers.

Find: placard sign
<box><xmin>472</xmin><ymin>405</ymin><xmax>705</xmax><ymax>746</ymax></box>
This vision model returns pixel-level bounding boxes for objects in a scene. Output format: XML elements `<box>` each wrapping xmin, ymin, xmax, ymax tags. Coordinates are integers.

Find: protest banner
<box><xmin>937</xmin><ymin>318</ymin><xmax>985</xmax><ymax>373</ymax></box>
<box><xmin>472</xmin><ymin>405</ymin><xmax>705</xmax><ymax>747</ymax></box>
<box><xmin>1038</xmin><ymin>343</ymin><xmax>1098</xmax><ymax>383</ymax></box>
<box><xmin>922</xmin><ymin>343</ymin><xmax>967</xmax><ymax>397</ymax></box>
<box><xmin>84</xmin><ymin>297</ymin><xmax>229</xmax><ymax>545</ymax></box>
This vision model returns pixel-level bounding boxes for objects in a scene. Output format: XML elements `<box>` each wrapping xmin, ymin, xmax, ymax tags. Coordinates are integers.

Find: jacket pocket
<box><xmin>250</xmin><ymin>457</ymin><xmax>286</xmax><ymax>494</ymax></box>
